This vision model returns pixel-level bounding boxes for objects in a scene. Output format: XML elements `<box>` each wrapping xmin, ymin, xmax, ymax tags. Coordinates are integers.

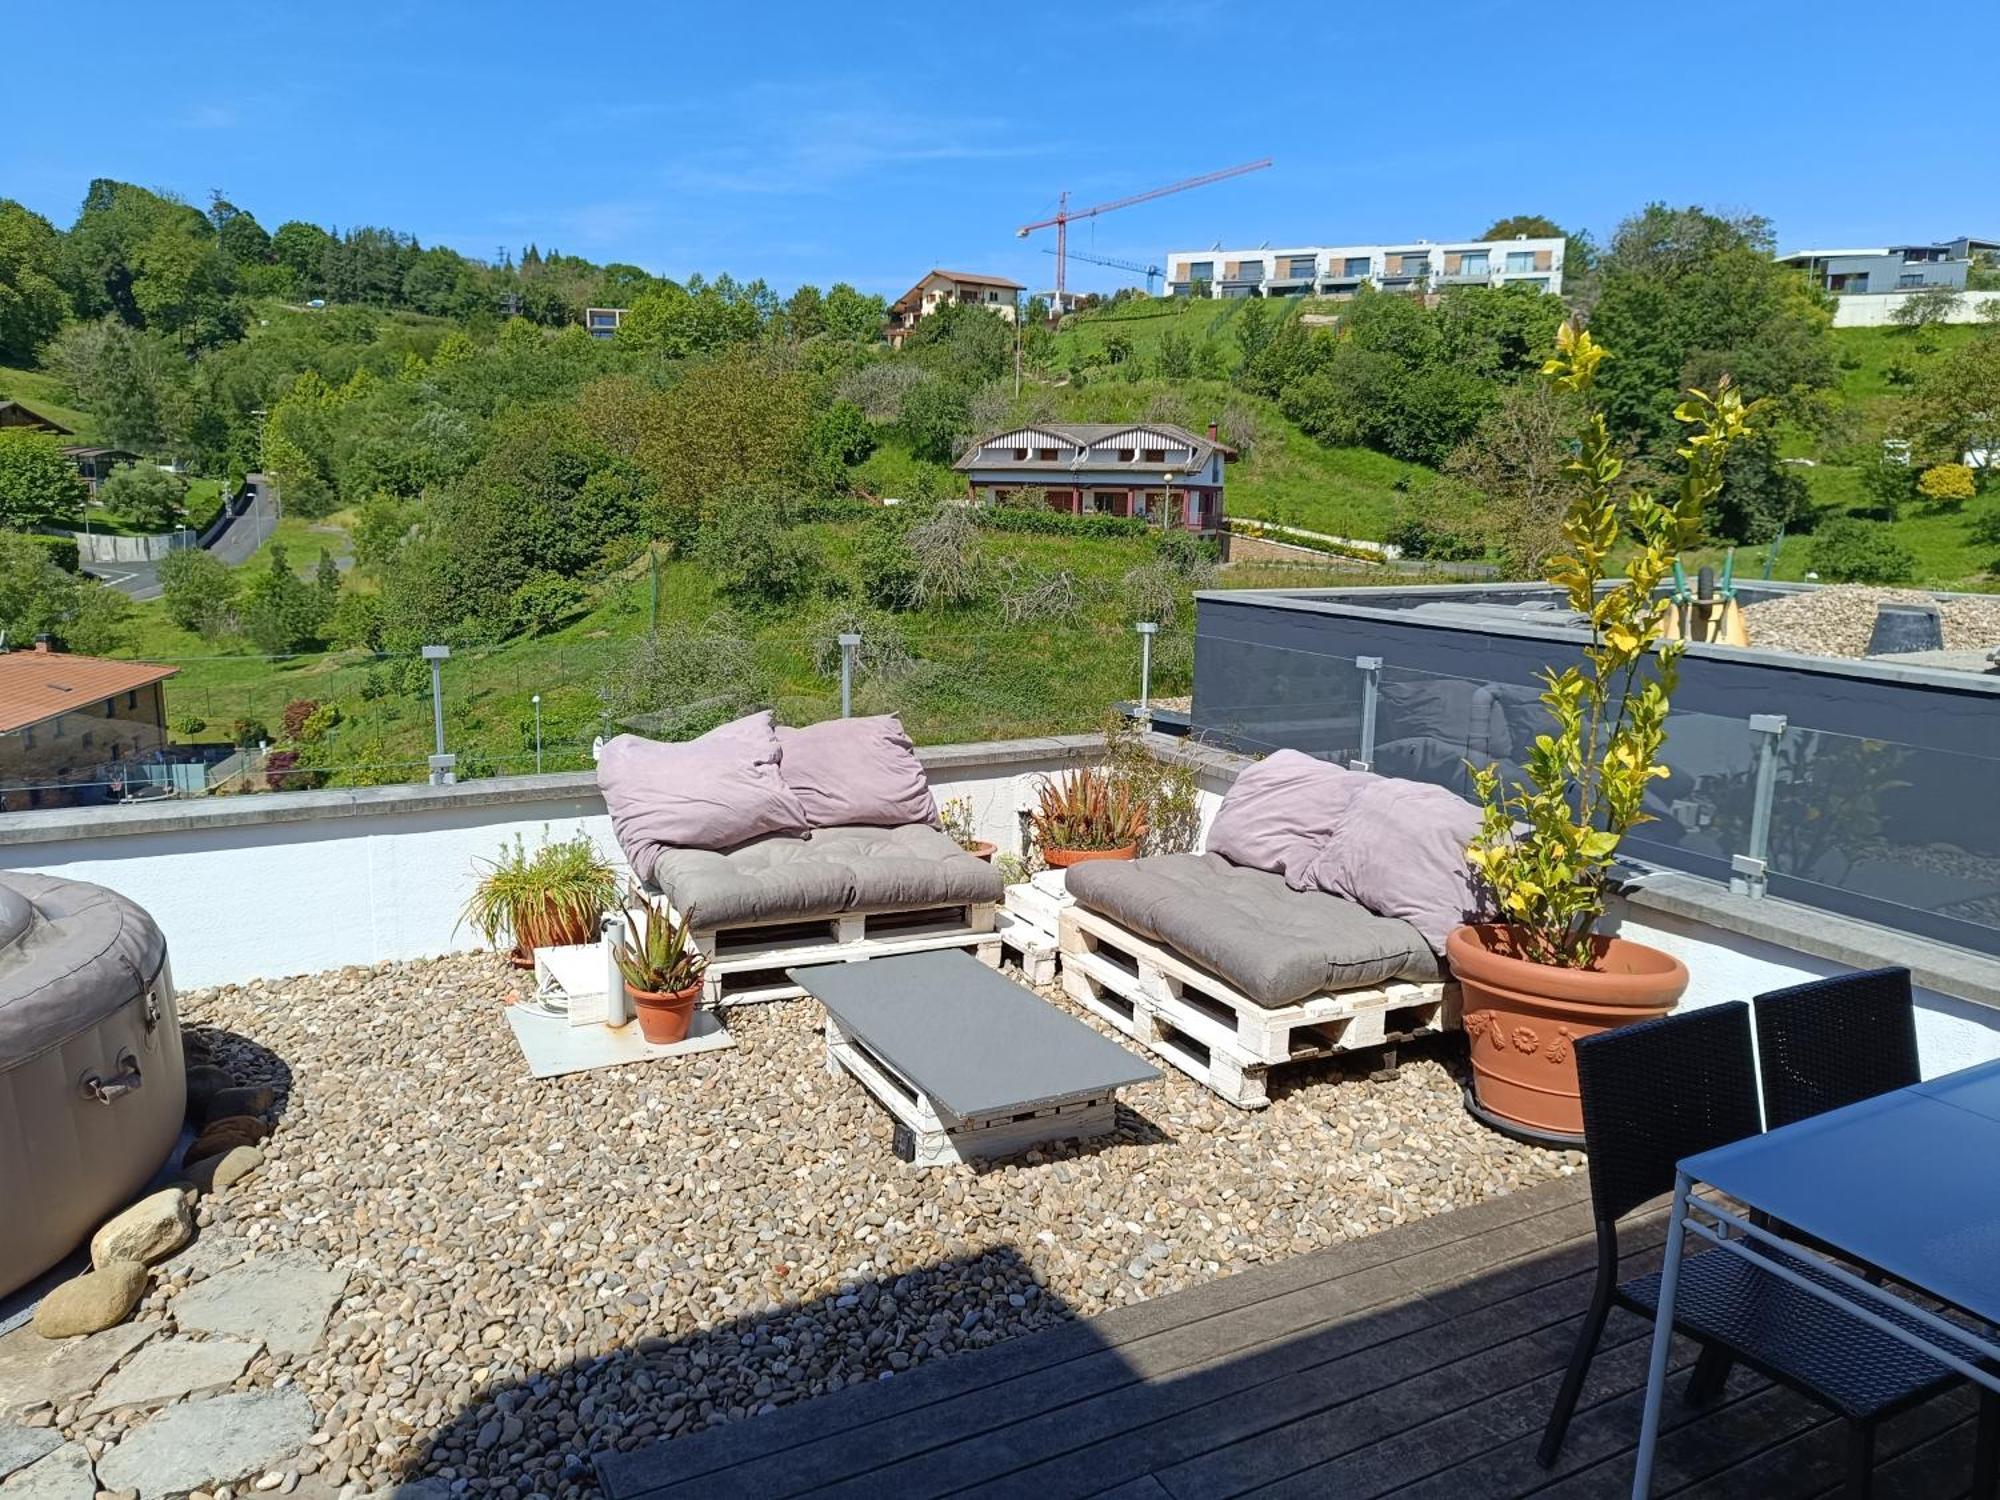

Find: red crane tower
<box><xmin>1016</xmin><ymin>159</ymin><xmax>1273</xmax><ymax>310</ymax></box>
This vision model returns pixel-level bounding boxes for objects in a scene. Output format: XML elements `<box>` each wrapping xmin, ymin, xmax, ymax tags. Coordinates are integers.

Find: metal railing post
<box><xmin>423</xmin><ymin>645</ymin><xmax>455</xmax><ymax>785</ymax></box>
<box><xmin>1350</xmin><ymin>656</ymin><xmax>1383</xmax><ymax>772</ymax></box>
<box><xmin>1135</xmin><ymin>621</ymin><xmax>1159</xmax><ymax>727</ymax></box>
<box><xmin>838</xmin><ymin>633</ymin><xmax>862</xmax><ymax>718</ymax></box>
<box><xmin>1731</xmin><ymin>713</ymin><xmax>1787</xmax><ymax>898</ymax></box>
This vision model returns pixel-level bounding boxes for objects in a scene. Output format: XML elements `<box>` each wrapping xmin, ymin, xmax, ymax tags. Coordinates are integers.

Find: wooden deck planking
<box><xmin>597</xmin><ymin>1173</ymin><xmax>1986</xmax><ymax>1500</ymax></box>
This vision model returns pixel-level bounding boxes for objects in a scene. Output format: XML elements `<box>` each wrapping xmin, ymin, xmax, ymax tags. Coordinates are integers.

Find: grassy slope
<box><xmin>0</xmin><ymin>364</ymin><xmax>94</xmax><ymax>437</ymax></box>
<box><xmin>1683</xmin><ymin>323</ymin><xmax>1997</xmax><ymax>589</ymax></box>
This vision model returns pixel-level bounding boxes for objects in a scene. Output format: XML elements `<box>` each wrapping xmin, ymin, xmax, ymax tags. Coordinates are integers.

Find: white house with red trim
<box><xmin>951</xmin><ymin>421</ymin><xmax>1235</xmax><ymax>537</ymax></box>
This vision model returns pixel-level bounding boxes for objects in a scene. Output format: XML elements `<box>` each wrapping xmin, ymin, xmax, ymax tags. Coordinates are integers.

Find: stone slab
<box><xmin>86</xmin><ymin>1336</ymin><xmax>261</xmax><ymax>1413</ymax></box>
<box><xmin>95</xmin><ymin>1388</ymin><xmax>315</xmax><ymax>1499</ymax></box>
<box><xmin>0</xmin><ymin>1425</ymin><xmax>61</xmax><ymax>1482</ymax></box>
<box><xmin>167</xmin><ymin>1251</ymin><xmax>347</xmax><ymax>1356</ymax></box>
<box><xmin>160</xmin><ymin>1233</ymin><xmax>250</xmax><ymax>1286</ymax></box>
<box><xmin>0</xmin><ymin>1441</ymin><xmax>94</xmax><ymax>1499</ymax></box>
<box><xmin>0</xmin><ymin>1322</ymin><xmax>157</xmax><ymax>1416</ymax></box>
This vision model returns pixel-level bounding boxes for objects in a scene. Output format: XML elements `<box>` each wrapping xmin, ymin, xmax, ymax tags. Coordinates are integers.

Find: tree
<box><xmin>1890</xmin><ymin>285</ymin><xmax>1963</xmax><ymax>329</ymax></box>
<box><xmin>782</xmin><ymin>284</ymin><xmax>825</xmax><ymax>341</ymax></box>
<box><xmin>271</xmin><ymin>220</ymin><xmax>335</xmax><ymax>296</ymax></box>
<box><xmin>1710</xmin><ymin>432</ymin><xmax>1810</xmax><ymax>543</ymax></box>
<box><xmin>1587</xmin><ymin>205</ymin><xmax>1835</xmax><ymax>449</ymax></box>
<box><xmin>0</xmin><ymin>430</ymin><xmax>88</xmax><ymax>529</ymax></box>
<box><xmin>633</xmin><ymin>348</ymin><xmax>814</xmax><ymax>534</ymax></box>
<box><xmin>158</xmin><ymin>548</ymin><xmax>239</xmax><ymax>637</ymax></box>
<box><xmin>239</xmin><ymin>544</ymin><xmax>326</xmax><ymax>655</ymax></box>
<box><xmin>1480</xmin><ymin>214</ymin><xmax>1565</xmax><ymax>240</ymax></box>
<box><xmin>1910</xmin><ymin>329</ymin><xmax>2000</xmax><ymax>467</ymax></box>
<box><xmin>696</xmin><ymin>498</ymin><xmax>823</xmax><ymax>608</ymax></box>
<box><xmin>822</xmin><ymin>283</ymin><xmax>887</xmax><ymax>343</ymax></box>
<box><xmin>1155</xmin><ymin>328</ymin><xmax>1195</xmax><ymax>379</ymax></box>
<box><xmin>1442</xmin><ymin>379</ymin><xmax>1581</xmax><ymax>574</ymax></box>
<box><xmin>1809</xmin><ymin>518</ymin><xmax>1916</xmax><ymax>583</ymax></box>
<box><xmin>43</xmin><ymin>318</ymin><xmax>190</xmax><ymax>455</ymax></box>
<box><xmin>897</xmin><ymin>374</ymin><xmax>971</xmax><ymax>463</ymax></box>
<box><xmin>94</xmin><ymin>462</ymin><xmax>187</xmax><ymax>531</ymax></box>
<box><xmin>0</xmin><ymin>199</ymin><xmax>69</xmax><ymax>363</ymax></box>
<box><xmin>619</xmin><ymin>278</ymin><xmax>764</xmax><ymax>357</ymax></box>
<box><xmin>0</xmin><ymin>532</ymin><xmax>128</xmax><ymax>652</ymax></box>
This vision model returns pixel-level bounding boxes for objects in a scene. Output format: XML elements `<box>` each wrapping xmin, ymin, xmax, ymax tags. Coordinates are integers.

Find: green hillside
<box><xmin>0</xmin><ymin>364</ymin><xmax>95</xmax><ymax>437</ymax></box>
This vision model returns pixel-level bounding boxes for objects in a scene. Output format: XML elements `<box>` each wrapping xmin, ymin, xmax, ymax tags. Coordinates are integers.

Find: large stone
<box><xmin>94</xmin><ymin>1389</ymin><xmax>315</xmax><ymax>1500</ymax></box>
<box><xmin>0</xmin><ymin>1322</ymin><xmax>156</xmax><ymax>1416</ymax></box>
<box><xmin>182</xmin><ymin>1064</ymin><xmax>234</xmax><ymax>1111</ymax></box>
<box><xmin>29</xmin><ymin>1266</ymin><xmax>147</xmax><ymax>1340</ymax></box>
<box><xmin>85</xmin><ymin>1337</ymin><xmax>260</xmax><ymax>1414</ymax></box>
<box><xmin>89</xmin><ymin>1192</ymin><xmax>193</xmax><ymax>1270</ymax></box>
<box><xmin>0</xmin><ymin>1423</ymin><xmax>61</xmax><ymax>1481</ymax></box>
<box><xmin>187</xmin><ymin>1117</ymin><xmax>266</xmax><ymax>1160</ymax></box>
<box><xmin>185</xmin><ymin>1146</ymin><xmax>264</xmax><ymax>1196</ymax></box>
<box><xmin>193</xmin><ymin>1086</ymin><xmax>276</xmax><ymax>1127</ymax></box>
<box><xmin>167</xmin><ymin>1252</ymin><xmax>346</xmax><ymax>1356</ymax></box>
<box><xmin>0</xmin><ymin>1441</ymin><xmax>95</xmax><ymax>1499</ymax></box>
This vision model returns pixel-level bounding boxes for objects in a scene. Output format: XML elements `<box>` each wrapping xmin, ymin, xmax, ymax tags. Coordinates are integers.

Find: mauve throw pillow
<box><xmin>776</xmin><ymin>715</ymin><xmax>938</xmax><ymax>829</ymax></box>
<box><xmin>1302</xmin><ymin>774</ymin><xmax>1484</xmax><ymax>955</ymax></box>
<box><xmin>596</xmin><ymin>711</ymin><xmax>809</xmax><ymax>879</ymax></box>
<box><xmin>1204</xmin><ymin>749</ymin><xmax>1367</xmax><ymax>884</ymax></box>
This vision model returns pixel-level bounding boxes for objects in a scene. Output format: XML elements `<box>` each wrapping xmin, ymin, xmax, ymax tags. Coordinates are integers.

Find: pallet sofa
<box><xmin>1056</xmin><ymin>749</ymin><xmax>1479</xmax><ymax>1108</ymax></box>
<box><xmin>599</xmin><ymin>712</ymin><xmax>1003</xmax><ymax>1005</ymax></box>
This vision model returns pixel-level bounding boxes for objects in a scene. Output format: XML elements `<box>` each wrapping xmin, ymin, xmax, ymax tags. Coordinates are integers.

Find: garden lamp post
<box><xmin>1160</xmin><ymin>471</ymin><xmax>1174</xmax><ymax>533</ymax></box>
<box><xmin>423</xmin><ymin>645</ymin><xmax>454</xmax><ymax>785</ymax></box>
<box><xmin>1135</xmin><ymin>621</ymin><xmax>1159</xmax><ymax>728</ymax></box>
<box><xmin>532</xmin><ymin>693</ymin><xmax>543</xmax><ymax>774</ymax></box>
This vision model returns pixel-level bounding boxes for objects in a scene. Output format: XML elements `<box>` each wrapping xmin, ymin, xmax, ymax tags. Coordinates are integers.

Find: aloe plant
<box><xmin>612</xmin><ymin>889</ymin><xmax>709</xmax><ymax>996</ymax></box>
<box><xmin>1029</xmin><ymin>767</ymin><xmax>1149</xmax><ymax>854</ymax></box>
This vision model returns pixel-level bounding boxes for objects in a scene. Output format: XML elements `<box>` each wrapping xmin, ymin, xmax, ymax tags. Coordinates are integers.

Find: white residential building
<box><xmin>885</xmin><ymin>269</ymin><xmax>1024</xmax><ymax>348</ymax></box>
<box><xmin>1163</xmin><ymin>236</ymin><xmax>1565</xmax><ymax>300</ymax></box>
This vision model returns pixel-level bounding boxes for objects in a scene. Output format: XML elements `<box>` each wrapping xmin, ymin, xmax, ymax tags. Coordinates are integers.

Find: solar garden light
<box><xmin>423</xmin><ymin>645</ymin><xmax>454</xmax><ymax>785</ymax></box>
<box><xmin>839</xmin><ymin>632</ymin><xmax>863</xmax><ymax>718</ymax></box>
<box><xmin>1135</xmin><ymin>621</ymin><xmax>1159</xmax><ymax>727</ymax></box>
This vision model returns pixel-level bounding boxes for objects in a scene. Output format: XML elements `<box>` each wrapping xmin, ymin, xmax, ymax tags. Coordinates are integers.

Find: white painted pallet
<box><xmin>997</xmin><ymin>874</ymin><xmax>1071</xmax><ymax>986</ymax></box>
<box><xmin>1058</xmin><ymin>903</ymin><xmax>1456</xmax><ymax>1109</ymax></box>
<box><xmin>824</xmin><ymin>1014</ymin><xmax>1120</xmax><ymax>1168</ymax></box>
<box><xmin>639</xmin><ymin>898</ymin><xmax>1001</xmax><ymax>1005</ymax></box>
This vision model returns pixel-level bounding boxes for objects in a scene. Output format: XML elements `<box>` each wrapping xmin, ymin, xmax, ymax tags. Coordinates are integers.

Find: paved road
<box><xmin>84</xmin><ymin>492</ymin><xmax>280</xmax><ymax>599</ymax></box>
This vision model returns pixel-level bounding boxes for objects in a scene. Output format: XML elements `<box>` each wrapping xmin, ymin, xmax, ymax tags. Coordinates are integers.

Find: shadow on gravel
<box><xmin>184</xmin><ymin>1022</ymin><xmax>297</xmax><ymax>1127</ymax></box>
<box><xmin>399</xmin><ymin>1245</ymin><xmax>1088</xmax><ymax>1497</ymax></box>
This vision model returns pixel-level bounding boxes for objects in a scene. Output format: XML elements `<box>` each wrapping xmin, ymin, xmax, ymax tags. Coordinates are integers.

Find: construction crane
<box><xmin>1041</xmin><ymin>247</ymin><xmax>1164</xmax><ymax>296</ymax></box>
<box><xmin>1016</xmin><ymin>159</ymin><xmax>1273</xmax><ymax>312</ymax></box>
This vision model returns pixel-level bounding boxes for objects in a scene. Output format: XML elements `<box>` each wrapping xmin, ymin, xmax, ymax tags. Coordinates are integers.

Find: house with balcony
<box><xmin>951</xmin><ymin>420</ymin><xmax>1234</xmax><ymax>537</ymax></box>
<box><xmin>884</xmin><ymin>269</ymin><xmax>1024</xmax><ymax>348</ymax></box>
<box><xmin>1166</xmin><ymin>235</ymin><xmax>1564</xmax><ymax>299</ymax></box>
<box><xmin>1778</xmin><ymin>237</ymin><xmax>2000</xmax><ymax>295</ymax></box>
<box><xmin>583</xmin><ymin>306</ymin><xmax>626</xmax><ymax>339</ymax></box>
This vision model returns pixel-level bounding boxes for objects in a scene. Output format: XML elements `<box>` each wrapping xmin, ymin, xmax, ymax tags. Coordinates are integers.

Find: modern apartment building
<box><xmin>1165</xmin><ymin>236</ymin><xmax>1564</xmax><ymax>299</ymax></box>
<box><xmin>583</xmin><ymin>307</ymin><xmax>626</xmax><ymax>339</ymax></box>
<box><xmin>1777</xmin><ymin>238</ymin><xmax>2000</xmax><ymax>295</ymax></box>
<box><xmin>885</xmin><ymin>270</ymin><xmax>1023</xmax><ymax>348</ymax></box>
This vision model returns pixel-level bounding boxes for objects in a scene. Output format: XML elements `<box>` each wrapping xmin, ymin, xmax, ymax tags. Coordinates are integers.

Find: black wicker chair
<box><xmin>1755</xmin><ymin>967</ymin><xmax>1921</xmax><ymax>1130</ymax></box>
<box><xmin>1539</xmin><ymin>1001</ymin><xmax>1997</xmax><ymax>1497</ymax></box>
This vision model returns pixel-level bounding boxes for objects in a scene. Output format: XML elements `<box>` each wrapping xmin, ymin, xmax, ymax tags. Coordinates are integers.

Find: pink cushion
<box><xmin>1301</xmin><ymin>774</ymin><xmax>1483</xmax><ymax>955</ymax></box>
<box><xmin>776</xmin><ymin>715</ymin><xmax>937</xmax><ymax>829</ymax></box>
<box><xmin>596</xmin><ymin>711</ymin><xmax>809</xmax><ymax>877</ymax></box>
<box><xmin>1204</xmin><ymin>749</ymin><xmax>1367</xmax><ymax>884</ymax></box>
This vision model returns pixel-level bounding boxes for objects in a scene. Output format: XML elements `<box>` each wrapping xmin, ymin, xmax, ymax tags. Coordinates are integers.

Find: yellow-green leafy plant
<box><xmin>1465</xmin><ymin>324</ymin><xmax>1756</xmax><ymax>968</ymax></box>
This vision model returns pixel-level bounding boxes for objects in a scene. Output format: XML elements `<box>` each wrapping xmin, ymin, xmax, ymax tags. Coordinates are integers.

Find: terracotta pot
<box><xmin>627</xmin><ymin>982</ymin><xmax>702</xmax><ymax>1046</ymax></box>
<box><xmin>1447</xmin><ymin>923</ymin><xmax>1689</xmax><ymax>1143</ymax></box>
<box><xmin>1043</xmin><ymin>844</ymin><xmax>1138</xmax><ymax>869</ymax></box>
<box><xmin>508</xmin><ymin>903</ymin><xmax>600</xmax><ymax>969</ymax></box>
<box><xmin>961</xmin><ymin>840</ymin><xmax>998</xmax><ymax>863</ymax></box>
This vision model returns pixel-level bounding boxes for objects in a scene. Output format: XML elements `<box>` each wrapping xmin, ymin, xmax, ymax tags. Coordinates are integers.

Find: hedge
<box><xmin>25</xmin><ymin>533</ymin><xmax>81</xmax><ymax>572</ymax></box>
<box><xmin>972</xmin><ymin>508</ymin><xmax>1149</xmax><ymax>540</ymax></box>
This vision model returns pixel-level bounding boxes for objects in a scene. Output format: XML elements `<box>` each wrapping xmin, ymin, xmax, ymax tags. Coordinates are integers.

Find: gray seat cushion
<box><xmin>649</xmin><ymin>824</ymin><xmax>1003</xmax><ymax>930</ymax></box>
<box><xmin>1065</xmin><ymin>853</ymin><xmax>1438</xmax><ymax>1008</ymax></box>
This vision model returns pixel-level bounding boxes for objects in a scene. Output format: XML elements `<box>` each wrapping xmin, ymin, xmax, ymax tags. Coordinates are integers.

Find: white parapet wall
<box><xmin>1829</xmin><ymin>289</ymin><xmax>2000</xmax><ymax>327</ymax></box>
<box><xmin>0</xmin><ymin>736</ymin><xmax>1105</xmax><ymax>991</ymax></box>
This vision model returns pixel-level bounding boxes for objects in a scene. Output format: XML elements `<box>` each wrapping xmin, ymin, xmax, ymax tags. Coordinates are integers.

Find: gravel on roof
<box><xmin>1743</xmin><ymin>585</ymin><xmax>2000</xmax><ymax>659</ymax></box>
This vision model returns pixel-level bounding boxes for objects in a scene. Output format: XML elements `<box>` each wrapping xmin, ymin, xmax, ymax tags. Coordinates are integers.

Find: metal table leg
<box><xmin>1632</xmin><ymin>1170</ymin><xmax>1692</xmax><ymax>1498</ymax></box>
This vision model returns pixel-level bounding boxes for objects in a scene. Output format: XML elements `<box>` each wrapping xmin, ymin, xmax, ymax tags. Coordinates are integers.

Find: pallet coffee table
<box><xmin>790</xmin><ymin>949</ymin><xmax>1160</xmax><ymax>1167</ymax></box>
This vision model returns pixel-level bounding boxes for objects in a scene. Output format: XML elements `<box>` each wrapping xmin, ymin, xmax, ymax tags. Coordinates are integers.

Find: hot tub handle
<box><xmin>81</xmin><ymin>1053</ymin><xmax>143</xmax><ymax>1104</ymax></box>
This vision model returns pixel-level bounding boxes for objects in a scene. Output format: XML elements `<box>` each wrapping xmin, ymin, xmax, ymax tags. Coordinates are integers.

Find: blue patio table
<box><xmin>1632</xmin><ymin>1057</ymin><xmax>2000</xmax><ymax>1497</ymax></box>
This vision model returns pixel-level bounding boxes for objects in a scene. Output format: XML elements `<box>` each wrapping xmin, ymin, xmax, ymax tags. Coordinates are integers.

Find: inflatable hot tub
<box><xmin>0</xmin><ymin>874</ymin><xmax>182</xmax><ymax>1299</ymax></box>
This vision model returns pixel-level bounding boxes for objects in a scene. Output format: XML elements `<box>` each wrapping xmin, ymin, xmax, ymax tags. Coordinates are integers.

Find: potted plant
<box><xmin>1030</xmin><ymin>767</ymin><xmax>1148</xmax><ymax>869</ymax></box>
<box><xmin>1451</xmin><ymin>323</ymin><xmax>1756</xmax><ymax>1143</ymax></box>
<box><xmin>462</xmin><ymin>831</ymin><xmax>619</xmax><ymax>968</ymax></box>
<box><xmin>939</xmin><ymin>797</ymin><xmax>997</xmax><ymax>862</ymax></box>
<box><xmin>612</xmin><ymin>891</ymin><xmax>709</xmax><ymax>1045</ymax></box>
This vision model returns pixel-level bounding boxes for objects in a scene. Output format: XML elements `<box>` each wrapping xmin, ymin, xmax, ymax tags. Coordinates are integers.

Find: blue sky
<box><xmin>13</xmin><ymin>1</ymin><xmax>1998</xmax><ymax>300</ymax></box>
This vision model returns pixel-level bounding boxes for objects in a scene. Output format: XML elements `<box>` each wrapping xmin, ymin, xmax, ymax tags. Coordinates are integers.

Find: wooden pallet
<box><xmin>1058</xmin><ymin>903</ymin><xmax>1456</xmax><ymax>1109</ymax></box>
<box><xmin>996</xmin><ymin>872</ymin><xmax>1071</xmax><ymax>986</ymax></box>
<box><xmin>824</xmin><ymin>1013</ymin><xmax>1120</xmax><ymax>1168</ymax></box>
<box><xmin>638</xmin><ymin>899</ymin><xmax>1000</xmax><ymax>1005</ymax></box>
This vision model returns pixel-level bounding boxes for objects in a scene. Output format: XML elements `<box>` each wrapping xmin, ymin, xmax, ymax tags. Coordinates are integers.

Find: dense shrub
<box><xmin>695</xmin><ymin>501</ymin><xmax>827</xmax><ymax>608</ymax></box>
<box><xmin>972</xmin><ymin>507</ymin><xmax>1146</xmax><ymax>540</ymax></box>
<box><xmin>94</xmin><ymin>462</ymin><xmax>186</xmax><ymax>532</ymax></box>
<box><xmin>507</xmin><ymin>571</ymin><xmax>589</xmax><ymax>635</ymax></box>
<box><xmin>1809</xmin><ymin>518</ymin><xmax>1917</xmax><ymax>583</ymax></box>
<box><xmin>281</xmin><ymin>698</ymin><xmax>322</xmax><ymax>740</ymax></box>
<box><xmin>1918</xmin><ymin>463</ymin><xmax>1977</xmax><ymax>505</ymax></box>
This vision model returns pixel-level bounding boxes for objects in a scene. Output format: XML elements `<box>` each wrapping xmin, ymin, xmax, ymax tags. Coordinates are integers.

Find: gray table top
<box><xmin>788</xmin><ymin>950</ymin><xmax>1159</xmax><ymax>1121</ymax></box>
<box><xmin>1684</xmin><ymin>1058</ymin><xmax>2000</xmax><ymax>1327</ymax></box>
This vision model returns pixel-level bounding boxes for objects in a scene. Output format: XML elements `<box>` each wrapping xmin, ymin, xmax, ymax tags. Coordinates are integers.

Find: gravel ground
<box><xmin>1744</xmin><ymin>585</ymin><xmax>2000</xmax><ymax>659</ymax></box>
<box><xmin>127</xmin><ymin>955</ymin><xmax>1572</xmax><ymax>1497</ymax></box>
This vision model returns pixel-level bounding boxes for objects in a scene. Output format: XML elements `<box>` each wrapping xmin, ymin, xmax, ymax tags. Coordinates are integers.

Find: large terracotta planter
<box><xmin>961</xmin><ymin>840</ymin><xmax>998</xmax><ymax>863</ymax></box>
<box><xmin>507</xmin><ymin>903</ymin><xmax>602</xmax><ymax>969</ymax></box>
<box><xmin>1447</xmin><ymin>923</ymin><xmax>1689</xmax><ymax>1144</ymax></box>
<box><xmin>1043</xmin><ymin>845</ymin><xmax>1138</xmax><ymax>869</ymax></box>
<box><xmin>627</xmin><ymin>982</ymin><xmax>701</xmax><ymax>1045</ymax></box>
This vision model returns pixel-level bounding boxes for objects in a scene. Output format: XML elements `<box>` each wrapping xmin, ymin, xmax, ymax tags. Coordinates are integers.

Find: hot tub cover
<box><xmin>0</xmin><ymin>874</ymin><xmax>168</xmax><ymax>1069</ymax></box>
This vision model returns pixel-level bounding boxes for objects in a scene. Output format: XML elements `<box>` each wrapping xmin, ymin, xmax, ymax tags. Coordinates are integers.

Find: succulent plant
<box><xmin>1029</xmin><ymin>767</ymin><xmax>1149</xmax><ymax>854</ymax></box>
